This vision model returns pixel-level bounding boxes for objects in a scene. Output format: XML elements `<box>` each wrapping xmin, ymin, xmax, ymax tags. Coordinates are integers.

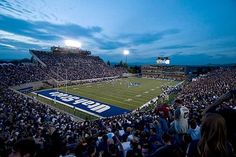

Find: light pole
<box><xmin>123</xmin><ymin>49</ymin><xmax>129</xmax><ymax>65</ymax></box>
<box><xmin>66</xmin><ymin>69</ymin><xmax>68</xmax><ymax>93</ymax></box>
<box><xmin>57</xmin><ymin>67</ymin><xmax>59</xmax><ymax>92</ymax></box>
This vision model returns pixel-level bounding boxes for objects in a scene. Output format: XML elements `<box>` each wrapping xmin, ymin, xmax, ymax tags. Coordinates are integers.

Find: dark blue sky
<box><xmin>0</xmin><ymin>0</ymin><xmax>236</xmax><ymax>65</ymax></box>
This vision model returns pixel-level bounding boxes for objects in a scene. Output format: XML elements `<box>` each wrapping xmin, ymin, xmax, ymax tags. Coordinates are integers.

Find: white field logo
<box><xmin>49</xmin><ymin>92</ymin><xmax>110</xmax><ymax>113</ymax></box>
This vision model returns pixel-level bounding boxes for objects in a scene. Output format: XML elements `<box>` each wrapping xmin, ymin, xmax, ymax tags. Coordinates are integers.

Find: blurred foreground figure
<box><xmin>186</xmin><ymin>113</ymin><xmax>234</xmax><ymax>157</ymax></box>
<box><xmin>8</xmin><ymin>138</ymin><xmax>36</xmax><ymax>157</ymax></box>
<box><xmin>204</xmin><ymin>90</ymin><xmax>236</xmax><ymax>152</ymax></box>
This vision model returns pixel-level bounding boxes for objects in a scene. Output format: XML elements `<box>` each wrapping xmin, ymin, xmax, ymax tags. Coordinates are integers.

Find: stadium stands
<box><xmin>0</xmin><ymin>66</ymin><xmax>235</xmax><ymax>156</ymax></box>
<box><xmin>141</xmin><ymin>65</ymin><xmax>186</xmax><ymax>80</ymax></box>
<box><xmin>31</xmin><ymin>49</ymin><xmax>126</xmax><ymax>81</ymax></box>
<box><xmin>0</xmin><ymin>48</ymin><xmax>127</xmax><ymax>88</ymax></box>
<box><xmin>0</xmin><ymin>64</ymin><xmax>55</xmax><ymax>86</ymax></box>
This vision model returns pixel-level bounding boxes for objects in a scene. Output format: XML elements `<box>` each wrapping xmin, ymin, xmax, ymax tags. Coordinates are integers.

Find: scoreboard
<box><xmin>157</xmin><ymin>57</ymin><xmax>170</xmax><ymax>65</ymax></box>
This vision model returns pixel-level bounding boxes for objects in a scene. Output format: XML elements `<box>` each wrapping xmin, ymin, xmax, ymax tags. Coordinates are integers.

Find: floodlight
<box><xmin>123</xmin><ymin>49</ymin><xmax>129</xmax><ymax>56</ymax></box>
<box><xmin>64</xmin><ymin>39</ymin><xmax>81</xmax><ymax>48</ymax></box>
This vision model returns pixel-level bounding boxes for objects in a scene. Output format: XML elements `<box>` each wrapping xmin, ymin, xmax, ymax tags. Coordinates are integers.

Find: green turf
<box><xmin>59</xmin><ymin>77</ymin><xmax>179</xmax><ymax>110</ymax></box>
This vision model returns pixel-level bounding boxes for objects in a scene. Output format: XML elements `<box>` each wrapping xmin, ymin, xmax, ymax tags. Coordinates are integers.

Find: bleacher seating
<box><xmin>0</xmin><ymin>68</ymin><xmax>235</xmax><ymax>157</ymax></box>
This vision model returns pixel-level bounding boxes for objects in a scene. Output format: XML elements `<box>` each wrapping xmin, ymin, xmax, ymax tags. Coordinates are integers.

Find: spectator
<box><xmin>151</xmin><ymin>133</ymin><xmax>184</xmax><ymax>157</ymax></box>
<box><xmin>0</xmin><ymin>59</ymin><xmax>235</xmax><ymax>157</ymax></box>
<box><xmin>8</xmin><ymin>138</ymin><xmax>36</xmax><ymax>157</ymax></box>
<box><xmin>187</xmin><ymin>119</ymin><xmax>200</xmax><ymax>141</ymax></box>
<box><xmin>172</xmin><ymin>99</ymin><xmax>189</xmax><ymax>134</ymax></box>
<box><xmin>126</xmin><ymin>138</ymin><xmax>142</xmax><ymax>157</ymax></box>
<box><xmin>186</xmin><ymin>113</ymin><xmax>234</xmax><ymax>157</ymax></box>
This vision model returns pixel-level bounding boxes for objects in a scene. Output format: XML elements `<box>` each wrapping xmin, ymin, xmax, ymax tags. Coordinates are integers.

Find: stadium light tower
<box><xmin>123</xmin><ymin>49</ymin><xmax>129</xmax><ymax>64</ymax></box>
<box><xmin>64</xmin><ymin>39</ymin><xmax>82</xmax><ymax>48</ymax></box>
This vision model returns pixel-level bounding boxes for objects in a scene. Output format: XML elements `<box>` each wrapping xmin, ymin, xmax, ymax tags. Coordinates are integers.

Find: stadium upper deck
<box><xmin>141</xmin><ymin>65</ymin><xmax>187</xmax><ymax>80</ymax></box>
<box><xmin>30</xmin><ymin>47</ymin><xmax>126</xmax><ymax>81</ymax></box>
<box><xmin>0</xmin><ymin>47</ymin><xmax>127</xmax><ymax>87</ymax></box>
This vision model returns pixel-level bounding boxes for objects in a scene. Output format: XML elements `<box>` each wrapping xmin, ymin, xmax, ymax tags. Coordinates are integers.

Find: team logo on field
<box><xmin>49</xmin><ymin>92</ymin><xmax>110</xmax><ymax>113</ymax></box>
<box><xmin>35</xmin><ymin>89</ymin><xmax>130</xmax><ymax>117</ymax></box>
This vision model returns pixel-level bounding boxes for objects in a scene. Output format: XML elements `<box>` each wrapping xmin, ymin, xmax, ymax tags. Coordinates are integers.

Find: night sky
<box><xmin>0</xmin><ymin>0</ymin><xmax>236</xmax><ymax>65</ymax></box>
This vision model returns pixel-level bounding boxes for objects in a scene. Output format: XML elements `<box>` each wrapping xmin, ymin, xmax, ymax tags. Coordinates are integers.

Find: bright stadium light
<box><xmin>123</xmin><ymin>49</ymin><xmax>129</xmax><ymax>56</ymax></box>
<box><xmin>64</xmin><ymin>39</ymin><xmax>82</xmax><ymax>48</ymax></box>
<box><xmin>123</xmin><ymin>49</ymin><xmax>130</xmax><ymax>64</ymax></box>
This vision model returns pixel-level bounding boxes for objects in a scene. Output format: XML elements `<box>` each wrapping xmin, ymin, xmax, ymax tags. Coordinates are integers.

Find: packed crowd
<box><xmin>0</xmin><ymin>68</ymin><xmax>235</xmax><ymax>157</ymax></box>
<box><xmin>0</xmin><ymin>64</ymin><xmax>56</xmax><ymax>86</ymax></box>
<box><xmin>0</xmin><ymin>86</ymin><xmax>78</xmax><ymax>157</ymax></box>
<box><xmin>32</xmin><ymin>51</ymin><xmax>126</xmax><ymax>81</ymax></box>
<box><xmin>178</xmin><ymin>68</ymin><xmax>236</xmax><ymax>122</ymax></box>
<box><xmin>0</xmin><ymin>51</ymin><xmax>127</xmax><ymax>87</ymax></box>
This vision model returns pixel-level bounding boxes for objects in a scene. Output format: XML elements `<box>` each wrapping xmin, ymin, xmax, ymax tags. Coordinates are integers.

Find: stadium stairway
<box><xmin>30</xmin><ymin>50</ymin><xmax>47</xmax><ymax>67</ymax></box>
<box><xmin>30</xmin><ymin>50</ymin><xmax>64</xmax><ymax>81</ymax></box>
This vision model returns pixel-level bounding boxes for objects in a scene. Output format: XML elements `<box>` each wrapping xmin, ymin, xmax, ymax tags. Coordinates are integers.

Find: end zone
<box><xmin>33</xmin><ymin>89</ymin><xmax>130</xmax><ymax>118</ymax></box>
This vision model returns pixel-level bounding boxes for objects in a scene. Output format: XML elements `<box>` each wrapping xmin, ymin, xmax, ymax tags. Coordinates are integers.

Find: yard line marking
<box><xmin>59</xmin><ymin>78</ymin><xmax>178</xmax><ymax>111</ymax></box>
<box><xmin>69</xmin><ymin>88</ymin><xmax>140</xmax><ymax>106</ymax></box>
<box><xmin>76</xmin><ymin>87</ymin><xmax>142</xmax><ymax>100</ymax></box>
<box><xmin>125</xmin><ymin>98</ymin><xmax>133</xmax><ymax>102</ymax></box>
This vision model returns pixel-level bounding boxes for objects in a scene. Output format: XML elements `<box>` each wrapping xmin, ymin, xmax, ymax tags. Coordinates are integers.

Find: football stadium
<box><xmin>0</xmin><ymin>1</ymin><xmax>236</xmax><ymax>157</ymax></box>
<box><xmin>33</xmin><ymin>77</ymin><xmax>179</xmax><ymax>118</ymax></box>
<box><xmin>26</xmin><ymin>48</ymin><xmax>181</xmax><ymax>119</ymax></box>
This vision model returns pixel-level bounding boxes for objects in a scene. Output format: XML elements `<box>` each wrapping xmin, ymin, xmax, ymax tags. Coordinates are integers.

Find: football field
<box><xmin>58</xmin><ymin>77</ymin><xmax>179</xmax><ymax>110</ymax></box>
